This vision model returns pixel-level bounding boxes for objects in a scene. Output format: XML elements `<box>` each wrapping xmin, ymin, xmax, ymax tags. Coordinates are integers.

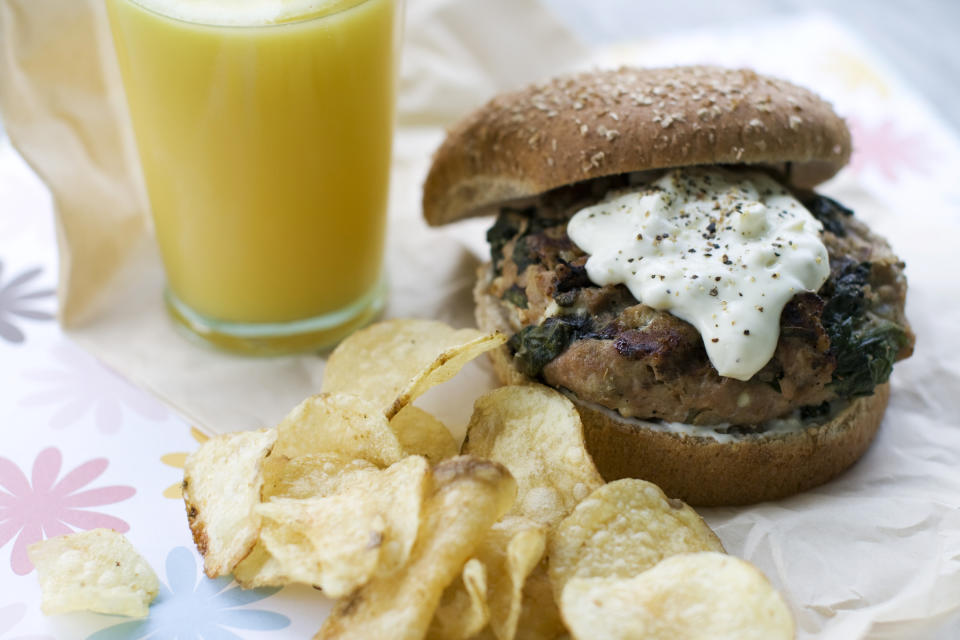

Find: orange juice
<box><xmin>105</xmin><ymin>0</ymin><xmax>398</xmax><ymax>352</ymax></box>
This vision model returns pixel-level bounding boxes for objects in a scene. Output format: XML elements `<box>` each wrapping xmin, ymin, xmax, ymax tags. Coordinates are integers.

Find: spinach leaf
<box><xmin>511</xmin><ymin>236</ymin><xmax>541</xmax><ymax>274</ymax></box>
<box><xmin>503</xmin><ymin>284</ymin><xmax>529</xmax><ymax>309</ymax></box>
<box><xmin>487</xmin><ymin>206</ymin><xmax>566</xmax><ymax>276</ymax></box>
<box><xmin>801</xmin><ymin>193</ymin><xmax>853</xmax><ymax>237</ymax></box>
<box><xmin>823</xmin><ymin>260</ymin><xmax>870</xmax><ymax>320</ymax></box>
<box><xmin>821</xmin><ymin>261</ymin><xmax>907</xmax><ymax>397</ymax></box>
<box><xmin>828</xmin><ymin>315</ymin><xmax>907</xmax><ymax>398</ymax></box>
<box><xmin>487</xmin><ymin>209</ymin><xmax>528</xmax><ymax>274</ymax></box>
<box><xmin>507</xmin><ymin>314</ymin><xmax>594</xmax><ymax>377</ymax></box>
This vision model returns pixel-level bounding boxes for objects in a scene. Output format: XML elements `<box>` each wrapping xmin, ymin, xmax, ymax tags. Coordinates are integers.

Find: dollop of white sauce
<box><xmin>567</xmin><ymin>167</ymin><xmax>830</xmax><ymax>381</ymax></box>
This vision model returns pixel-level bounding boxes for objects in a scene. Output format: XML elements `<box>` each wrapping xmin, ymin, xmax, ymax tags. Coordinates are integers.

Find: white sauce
<box><xmin>562</xmin><ymin>391</ymin><xmax>843</xmax><ymax>444</ymax></box>
<box><xmin>567</xmin><ymin>167</ymin><xmax>830</xmax><ymax>381</ymax></box>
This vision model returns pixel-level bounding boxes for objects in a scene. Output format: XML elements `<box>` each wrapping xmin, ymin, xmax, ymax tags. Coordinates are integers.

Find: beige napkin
<box><xmin>0</xmin><ymin>0</ymin><xmax>147</xmax><ymax>325</ymax></box>
<box><xmin>0</xmin><ymin>0</ymin><xmax>589</xmax><ymax>433</ymax></box>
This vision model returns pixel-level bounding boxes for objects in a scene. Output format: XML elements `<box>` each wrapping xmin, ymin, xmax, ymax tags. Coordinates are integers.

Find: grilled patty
<box><xmin>485</xmin><ymin>173</ymin><xmax>914</xmax><ymax>426</ymax></box>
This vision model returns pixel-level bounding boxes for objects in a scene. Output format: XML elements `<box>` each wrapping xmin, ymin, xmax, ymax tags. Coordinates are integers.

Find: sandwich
<box><xmin>422</xmin><ymin>66</ymin><xmax>914</xmax><ymax>505</ymax></box>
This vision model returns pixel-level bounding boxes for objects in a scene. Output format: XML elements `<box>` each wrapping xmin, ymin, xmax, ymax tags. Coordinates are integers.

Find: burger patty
<box><xmin>485</xmin><ymin>175</ymin><xmax>914</xmax><ymax>426</ymax></box>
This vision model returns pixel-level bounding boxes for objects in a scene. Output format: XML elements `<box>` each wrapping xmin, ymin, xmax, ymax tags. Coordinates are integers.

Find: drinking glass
<box><xmin>105</xmin><ymin>0</ymin><xmax>402</xmax><ymax>354</ymax></box>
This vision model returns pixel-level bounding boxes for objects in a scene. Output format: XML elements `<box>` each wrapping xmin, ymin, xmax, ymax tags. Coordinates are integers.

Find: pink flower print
<box><xmin>848</xmin><ymin>118</ymin><xmax>934</xmax><ymax>181</ymax></box>
<box><xmin>0</xmin><ymin>448</ymin><xmax>135</xmax><ymax>575</ymax></box>
<box><xmin>20</xmin><ymin>342</ymin><xmax>167</xmax><ymax>434</ymax></box>
<box><xmin>0</xmin><ymin>602</ymin><xmax>54</xmax><ymax>640</ymax></box>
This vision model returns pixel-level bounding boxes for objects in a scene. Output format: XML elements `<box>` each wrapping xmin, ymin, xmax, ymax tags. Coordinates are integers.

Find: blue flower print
<box><xmin>88</xmin><ymin>547</ymin><xmax>290</xmax><ymax>640</ymax></box>
<box><xmin>0</xmin><ymin>262</ymin><xmax>54</xmax><ymax>344</ymax></box>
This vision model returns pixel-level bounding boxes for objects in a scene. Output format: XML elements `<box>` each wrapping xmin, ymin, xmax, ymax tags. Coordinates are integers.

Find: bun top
<box><xmin>423</xmin><ymin>66</ymin><xmax>851</xmax><ymax>226</ymax></box>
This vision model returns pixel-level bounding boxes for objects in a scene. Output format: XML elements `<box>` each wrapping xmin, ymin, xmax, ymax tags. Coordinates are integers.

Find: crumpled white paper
<box><xmin>3</xmin><ymin>2</ymin><xmax>960</xmax><ymax>637</ymax></box>
<box><xmin>585</xmin><ymin>16</ymin><xmax>960</xmax><ymax>639</ymax></box>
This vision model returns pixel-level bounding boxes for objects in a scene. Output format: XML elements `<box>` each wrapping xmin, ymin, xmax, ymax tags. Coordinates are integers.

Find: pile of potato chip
<box><xmin>183</xmin><ymin>318</ymin><xmax>795</xmax><ymax>640</ymax></box>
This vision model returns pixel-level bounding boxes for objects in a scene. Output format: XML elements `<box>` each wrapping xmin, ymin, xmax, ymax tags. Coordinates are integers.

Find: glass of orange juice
<box><xmin>105</xmin><ymin>0</ymin><xmax>401</xmax><ymax>354</ymax></box>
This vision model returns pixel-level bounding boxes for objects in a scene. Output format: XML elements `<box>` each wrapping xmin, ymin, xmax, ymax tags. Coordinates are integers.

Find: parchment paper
<box><xmin>1</xmin><ymin>3</ymin><xmax>959</xmax><ymax>637</ymax></box>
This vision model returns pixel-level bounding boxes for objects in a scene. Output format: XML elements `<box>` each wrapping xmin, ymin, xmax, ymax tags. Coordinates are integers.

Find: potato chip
<box><xmin>257</xmin><ymin>495</ymin><xmax>386</xmax><ymax>597</ymax></box>
<box><xmin>273</xmin><ymin>393</ymin><xmax>403</xmax><ymax>466</ymax></box>
<box><xmin>232</xmin><ymin>541</ymin><xmax>289</xmax><ymax>589</ymax></box>
<box><xmin>387</xmin><ymin>332</ymin><xmax>508</xmax><ymax>420</ymax></box>
<box><xmin>321</xmin><ymin>318</ymin><xmax>506</xmax><ymax>419</ymax></box>
<box><xmin>390</xmin><ymin>405</ymin><xmax>458</xmax><ymax>464</ymax></box>
<box><xmin>262</xmin><ymin>452</ymin><xmax>380</xmax><ymax>501</ymax></box>
<box><xmin>183</xmin><ymin>428</ymin><xmax>276</xmax><ymax>578</ymax></box>
<box><xmin>238</xmin><ymin>451</ymin><xmax>383</xmax><ymax>589</ymax></box>
<box><xmin>473</xmin><ymin>562</ymin><xmax>567</xmax><ymax>640</ymax></box>
<box><xmin>255</xmin><ymin>455</ymin><xmax>429</xmax><ymax>596</ymax></box>
<box><xmin>548</xmin><ymin>479</ymin><xmax>724</xmax><ymax>599</ymax></box>
<box><xmin>427</xmin><ymin>516</ymin><xmax>545</xmax><ymax>640</ymax></box>
<box><xmin>315</xmin><ymin>456</ymin><xmax>517</xmax><ymax>640</ymax></box>
<box><xmin>254</xmin><ymin>453</ymin><xmax>387</xmax><ymax>589</ymax></box>
<box><xmin>28</xmin><ymin>529</ymin><xmax>158</xmax><ymax>617</ymax></box>
<box><xmin>427</xmin><ymin>558</ymin><xmax>489</xmax><ymax>640</ymax></box>
<box><xmin>479</xmin><ymin>517</ymin><xmax>546</xmax><ymax>640</ymax></box>
<box><xmin>513</xmin><ymin>566</ymin><xmax>568</xmax><ymax>640</ymax></box>
<box><xmin>560</xmin><ymin>552</ymin><xmax>795</xmax><ymax>640</ymax></box>
<box><xmin>462</xmin><ymin>385</ymin><xmax>604</xmax><ymax>530</ymax></box>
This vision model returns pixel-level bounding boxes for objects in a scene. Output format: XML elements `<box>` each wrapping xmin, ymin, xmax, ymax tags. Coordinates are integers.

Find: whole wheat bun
<box><xmin>424</xmin><ymin>65</ymin><xmax>851</xmax><ymax>226</ymax></box>
<box><xmin>475</xmin><ymin>272</ymin><xmax>888</xmax><ymax>506</ymax></box>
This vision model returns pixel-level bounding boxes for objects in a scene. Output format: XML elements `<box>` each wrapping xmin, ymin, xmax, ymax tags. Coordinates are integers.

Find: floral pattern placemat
<box><xmin>0</xmin><ymin>142</ymin><xmax>323</xmax><ymax>640</ymax></box>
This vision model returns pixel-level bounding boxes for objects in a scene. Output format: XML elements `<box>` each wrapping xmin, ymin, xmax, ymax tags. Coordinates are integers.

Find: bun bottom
<box><xmin>475</xmin><ymin>265</ymin><xmax>888</xmax><ymax>506</ymax></box>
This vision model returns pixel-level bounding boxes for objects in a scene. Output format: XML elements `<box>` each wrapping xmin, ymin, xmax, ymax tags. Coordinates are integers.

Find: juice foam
<box><xmin>130</xmin><ymin>0</ymin><xmax>366</xmax><ymax>25</ymax></box>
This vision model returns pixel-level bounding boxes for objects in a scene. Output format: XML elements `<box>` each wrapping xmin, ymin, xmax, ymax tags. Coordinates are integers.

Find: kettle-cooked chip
<box><xmin>321</xmin><ymin>318</ymin><xmax>506</xmax><ymax>419</ymax></box>
<box><xmin>273</xmin><ymin>393</ymin><xmax>403</xmax><ymax>465</ymax></box>
<box><xmin>472</xmin><ymin>561</ymin><xmax>567</xmax><ymax>640</ymax></box>
<box><xmin>29</xmin><ymin>529</ymin><xmax>158</xmax><ymax>617</ymax></box>
<box><xmin>481</xmin><ymin>517</ymin><xmax>547</xmax><ymax>640</ymax></box>
<box><xmin>232</xmin><ymin>541</ymin><xmax>289</xmax><ymax>589</ymax></box>
<box><xmin>462</xmin><ymin>385</ymin><xmax>604</xmax><ymax>530</ymax></box>
<box><xmin>257</xmin><ymin>495</ymin><xmax>386</xmax><ymax>597</ymax></box>
<box><xmin>390</xmin><ymin>405</ymin><xmax>459</xmax><ymax>464</ymax></box>
<box><xmin>427</xmin><ymin>558</ymin><xmax>489</xmax><ymax>640</ymax></box>
<box><xmin>183</xmin><ymin>428</ymin><xmax>276</xmax><ymax>578</ymax></box>
<box><xmin>548</xmin><ymin>479</ymin><xmax>724</xmax><ymax>599</ymax></box>
<box><xmin>512</xmin><ymin>563</ymin><xmax>568</xmax><ymax>640</ymax></box>
<box><xmin>315</xmin><ymin>456</ymin><xmax>516</xmax><ymax>640</ymax></box>
<box><xmin>428</xmin><ymin>516</ymin><xmax>546</xmax><ymax>640</ymax></box>
<box><xmin>262</xmin><ymin>452</ymin><xmax>380</xmax><ymax>501</ymax></box>
<box><xmin>255</xmin><ymin>455</ymin><xmax>430</xmax><ymax>596</ymax></box>
<box><xmin>387</xmin><ymin>332</ymin><xmax>508</xmax><ymax>420</ymax></box>
<box><xmin>560</xmin><ymin>552</ymin><xmax>795</xmax><ymax>640</ymax></box>
<box><xmin>240</xmin><ymin>451</ymin><xmax>380</xmax><ymax>589</ymax></box>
